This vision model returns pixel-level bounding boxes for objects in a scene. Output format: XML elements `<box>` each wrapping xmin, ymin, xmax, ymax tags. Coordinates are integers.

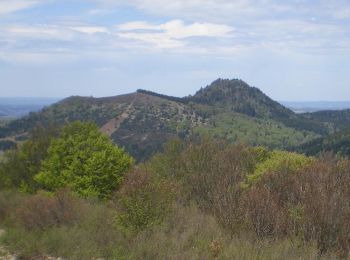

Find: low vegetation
<box><xmin>0</xmin><ymin>122</ymin><xmax>349</xmax><ymax>259</ymax></box>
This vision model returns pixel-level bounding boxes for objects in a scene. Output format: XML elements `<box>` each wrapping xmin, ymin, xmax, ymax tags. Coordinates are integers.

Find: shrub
<box><xmin>0</xmin><ymin>190</ymin><xmax>24</xmax><ymax>223</ymax></box>
<box><xmin>1</xmin><ymin>192</ymin><xmax>124</xmax><ymax>259</ymax></box>
<box><xmin>147</xmin><ymin>138</ymin><xmax>185</xmax><ymax>179</ymax></box>
<box><xmin>245</xmin><ymin>150</ymin><xmax>313</xmax><ymax>186</ymax></box>
<box><xmin>176</xmin><ymin>140</ymin><xmax>255</xmax><ymax>233</ymax></box>
<box><xmin>116</xmin><ymin>168</ymin><xmax>177</xmax><ymax>232</ymax></box>
<box><xmin>13</xmin><ymin>189</ymin><xmax>83</xmax><ymax>231</ymax></box>
<box><xmin>297</xmin><ymin>157</ymin><xmax>350</xmax><ymax>256</ymax></box>
<box><xmin>243</xmin><ymin>155</ymin><xmax>350</xmax><ymax>257</ymax></box>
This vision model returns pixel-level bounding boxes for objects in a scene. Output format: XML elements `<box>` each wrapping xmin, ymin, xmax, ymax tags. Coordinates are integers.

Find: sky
<box><xmin>0</xmin><ymin>0</ymin><xmax>350</xmax><ymax>101</ymax></box>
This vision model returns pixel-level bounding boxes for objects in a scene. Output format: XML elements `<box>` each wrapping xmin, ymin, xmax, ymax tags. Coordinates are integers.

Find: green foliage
<box><xmin>116</xmin><ymin>168</ymin><xmax>177</xmax><ymax>232</ymax></box>
<box><xmin>303</xmin><ymin>109</ymin><xmax>350</xmax><ymax>132</ymax></box>
<box><xmin>0</xmin><ymin>140</ymin><xmax>16</xmax><ymax>151</ymax></box>
<box><xmin>188</xmin><ymin>79</ymin><xmax>327</xmax><ymax>134</ymax></box>
<box><xmin>1</xmin><ymin>139</ymin><xmax>349</xmax><ymax>258</ymax></box>
<box><xmin>147</xmin><ymin>138</ymin><xmax>185</xmax><ymax>178</ymax></box>
<box><xmin>246</xmin><ymin>150</ymin><xmax>313</xmax><ymax>186</ymax></box>
<box><xmin>0</xmin><ymin>190</ymin><xmax>124</xmax><ymax>259</ymax></box>
<box><xmin>250</xmin><ymin>146</ymin><xmax>271</xmax><ymax>163</ymax></box>
<box><xmin>194</xmin><ymin>112</ymin><xmax>318</xmax><ymax>149</ymax></box>
<box><xmin>0</xmin><ymin>190</ymin><xmax>329</xmax><ymax>260</ymax></box>
<box><xmin>34</xmin><ymin>121</ymin><xmax>133</xmax><ymax>199</ymax></box>
<box><xmin>0</xmin><ymin>123</ymin><xmax>59</xmax><ymax>191</ymax></box>
<box><xmin>0</xmin><ymin>78</ymin><xmax>334</xmax><ymax>162</ymax></box>
<box><xmin>299</xmin><ymin>127</ymin><xmax>350</xmax><ymax>157</ymax></box>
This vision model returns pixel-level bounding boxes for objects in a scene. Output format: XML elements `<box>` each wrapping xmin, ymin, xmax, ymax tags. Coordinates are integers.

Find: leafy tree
<box><xmin>35</xmin><ymin>122</ymin><xmax>133</xmax><ymax>199</ymax></box>
<box><xmin>0</xmin><ymin>123</ymin><xmax>60</xmax><ymax>192</ymax></box>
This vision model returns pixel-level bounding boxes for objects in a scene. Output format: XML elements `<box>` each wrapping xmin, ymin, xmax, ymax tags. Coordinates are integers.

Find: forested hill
<box><xmin>302</xmin><ymin>109</ymin><xmax>350</xmax><ymax>132</ymax></box>
<box><xmin>0</xmin><ymin>78</ymin><xmax>343</xmax><ymax>160</ymax></box>
<box><xmin>189</xmin><ymin>79</ymin><xmax>290</xmax><ymax>117</ymax></box>
<box><xmin>298</xmin><ymin>127</ymin><xmax>350</xmax><ymax>156</ymax></box>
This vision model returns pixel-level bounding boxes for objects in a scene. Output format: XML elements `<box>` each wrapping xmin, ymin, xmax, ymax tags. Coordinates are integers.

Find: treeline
<box><xmin>299</xmin><ymin>127</ymin><xmax>350</xmax><ymax>156</ymax></box>
<box><xmin>137</xmin><ymin>89</ymin><xmax>187</xmax><ymax>104</ymax></box>
<box><xmin>0</xmin><ymin>123</ymin><xmax>349</xmax><ymax>258</ymax></box>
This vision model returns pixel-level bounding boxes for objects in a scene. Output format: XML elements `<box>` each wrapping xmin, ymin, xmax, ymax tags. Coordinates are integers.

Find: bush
<box><xmin>147</xmin><ymin>140</ymin><xmax>350</xmax><ymax>256</ymax></box>
<box><xmin>2</xmin><ymin>194</ymin><xmax>328</xmax><ymax>260</ymax></box>
<box><xmin>297</xmin><ymin>157</ymin><xmax>350</xmax><ymax>256</ymax></box>
<box><xmin>243</xmin><ymin>155</ymin><xmax>350</xmax><ymax>257</ymax></box>
<box><xmin>121</xmin><ymin>203</ymin><xmax>327</xmax><ymax>260</ymax></box>
<box><xmin>245</xmin><ymin>149</ymin><xmax>313</xmax><ymax>186</ymax></box>
<box><xmin>1</xmin><ymin>139</ymin><xmax>349</xmax><ymax>258</ymax></box>
<box><xmin>0</xmin><ymin>190</ymin><xmax>124</xmax><ymax>259</ymax></box>
<box><xmin>170</xmin><ymin>140</ymin><xmax>255</xmax><ymax>233</ymax></box>
<box><xmin>0</xmin><ymin>190</ymin><xmax>24</xmax><ymax>223</ymax></box>
<box><xmin>13</xmin><ymin>189</ymin><xmax>83</xmax><ymax>231</ymax></box>
<box><xmin>116</xmin><ymin>168</ymin><xmax>177</xmax><ymax>232</ymax></box>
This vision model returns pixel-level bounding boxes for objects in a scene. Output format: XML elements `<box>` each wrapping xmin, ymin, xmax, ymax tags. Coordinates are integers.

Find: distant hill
<box><xmin>186</xmin><ymin>79</ymin><xmax>326</xmax><ymax>134</ymax></box>
<box><xmin>0</xmin><ymin>92</ymin><xmax>204</xmax><ymax>160</ymax></box>
<box><xmin>0</xmin><ymin>98</ymin><xmax>60</xmax><ymax>118</ymax></box>
<box><xmin>282</xmin><ymin>101</ymin><xmax>350</xmax><ymax>113</ymax></box>
<box><xmin>298</xmin><ymin>128</ymin><xmax>350</xmax><ymax>156</ymax></box>
<box><xmin>302</xmin><ymin>109</ymin><xmax>350</xmax><ymax>132</ymax></box>
<box><xmin>0</xmin><ymin>79</ymin><xmax>343</xmax><ymax>160</ymax></box>
<box><xmin>188</xmin><ymin>79</ymin><xmax>291</xmax><ymax>118</ymax></box>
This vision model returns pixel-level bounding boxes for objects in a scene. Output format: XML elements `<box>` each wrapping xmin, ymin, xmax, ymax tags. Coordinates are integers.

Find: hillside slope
<box><xmin>298</xmin><ymin>127</ymin><xmax>350</xmax><ymax>156</ymax></box>
<box><xmin>0</xmin><ymin>79</ymin><xmax>330</xmax><ymax>160</ymax></box>
<box><xmin>187</xmin><ymin>79</ymin><xmax>327</xmax><ymax>134</ymax></box>
<box><xmin>0</xmin><ymin>92</ymin><xmax>205</xmax><ymax>160</ymax></box>
<box><xmin>302</xmin><ymin>109</ymin><xmax>350</xmax><ymax>132</ymax></box>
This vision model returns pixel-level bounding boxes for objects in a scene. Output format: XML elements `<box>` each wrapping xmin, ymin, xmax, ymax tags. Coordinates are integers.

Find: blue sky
<box><xmin>0</xmin><ymin>0</ymin><xmax>350</xmax><ymax>101</ymax></box>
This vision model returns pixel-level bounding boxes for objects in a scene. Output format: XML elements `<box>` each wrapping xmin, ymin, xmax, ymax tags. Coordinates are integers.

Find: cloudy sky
<box><xmin>0</xmin><ymin>0</ymin><xmax>350</xmax><ymax>100</ymax></box>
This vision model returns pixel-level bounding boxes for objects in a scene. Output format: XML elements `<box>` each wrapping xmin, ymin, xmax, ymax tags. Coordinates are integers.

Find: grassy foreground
<box><xmin>0</xmin><ymin>190</ymin><xmax>329</xmax><ymax>260</ymax></box>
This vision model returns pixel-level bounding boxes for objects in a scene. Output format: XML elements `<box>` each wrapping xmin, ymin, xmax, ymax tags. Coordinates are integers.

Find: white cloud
<box><xmin>93</xmin><ymin>0</ymin><xmax>263</xmax><ymax>20</ymax></box>
<box><xmin>0</xmin><ymin>0</ymin><xmax>40</xmax><ymax>15</ymax></box>
<box><xmin>118</xmin><ymin>21</ymin><xmax>159</xmax><ymax>31</ymax></box>
<box><xmin>70</xmin><ymin>26</ymin><xmax>109</xmax><ymax>34</ymax></box>
<box><xmin>1</xmin><ymin>0</ymin><xmax>349</xmax><ymax>65</ymax></box>
<box><xmin>117</xmin><ymin>19</ymin><xmax>234</xmax><ymax>49</ymax></box>
<box><xmin>3</xmin><ymin>25</ymin><xmax>75</xmax><ymax>41</ymax></box>
<box><xmin>2</xmin><ymin>24</ymin><xmax>110</xmax><ymax>42</ymax></box>
<box><xmin>87</xmin><ymin>0</ymin><xmax>350</xmax><ymax>53</ymax></box>
<box><xmin>92</xmin><ymin>0</ymin><xmax>350</xmax><ymax>24</ymax></box>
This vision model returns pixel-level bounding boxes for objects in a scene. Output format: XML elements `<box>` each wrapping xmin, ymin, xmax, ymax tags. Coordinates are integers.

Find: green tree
<box><xmin>0</xmin><ymin>123</ymin><xmax>60</xmax><ymax>192</ymax></box>
<box><xmin>34</xmin><ymin>122</ymin><xmax>133</xmax><ymax>199</ymax></box>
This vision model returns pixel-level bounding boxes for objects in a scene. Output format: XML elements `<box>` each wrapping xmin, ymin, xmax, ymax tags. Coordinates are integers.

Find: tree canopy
<box><xmin>0</xmin><ymin>123</ymin><xmax>60</xmax><ymax>192</ymax></box>
<box><xmin>34</xmin><ymin>122</ymin><xmax>133</xmax><ymax>199</ymax></box>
